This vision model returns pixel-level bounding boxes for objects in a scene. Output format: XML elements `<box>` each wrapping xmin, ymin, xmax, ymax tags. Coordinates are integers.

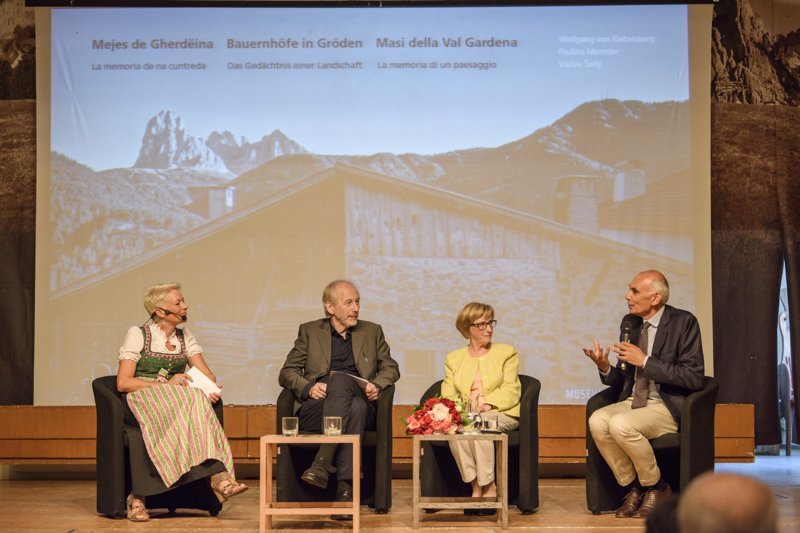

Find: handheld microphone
<box><xmin>619</xmin><ymin>320</ymin><xmax>632</xmax><ymax>371</ymax></box>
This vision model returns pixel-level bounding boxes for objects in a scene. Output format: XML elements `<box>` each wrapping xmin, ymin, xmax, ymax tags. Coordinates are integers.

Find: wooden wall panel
<box><xmin>0</xmin><ymin>439</ymin><xmax>94</xmax><ymax>459</ymax></box>
<box><xmin>539</xmin><ymin>438</ymin><xmax>585</xmax><ymax>460</ymax></box>
<box><xmin>540</xmin><ymin>406</ymin><xmax>586</xmax><ymax>437</ymax></box>
<box><xmin>246</xmin><ymin>405</ymin><xmax>276</xmax><ymax>437</ymax></box>
<box><xmin>0</xmin><ymin>404</ymin><xmax>755</xmax><ymax>465</ymax></box>
<box><xmin>714</xmin><ymin>404</ymin><xmax>755</xmax><ymax>436</ymax></box>
<box><xmin>222</xmin><ymin>406</ymin><xmax>250</xmax><ymax>438</ymax></box>
<box><xmin>714</xmin><ymin>438</ymin><xmax>757</xmax><ymax>459</ymax></box>
<box><xmin>0</xmin><ymin>406</ymin><xmax>95</xmax><ymax>438</ymax></box>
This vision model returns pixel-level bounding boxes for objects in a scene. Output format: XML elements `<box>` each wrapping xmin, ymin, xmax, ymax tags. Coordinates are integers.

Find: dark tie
<box><xmin>631</xmin><ymin>322</ymin><xmax>651</xmax><ymax>409</ymax></box>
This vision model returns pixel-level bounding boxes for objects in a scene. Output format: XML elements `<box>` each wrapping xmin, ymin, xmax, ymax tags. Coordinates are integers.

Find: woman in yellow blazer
<box><xmin>441</xmin><ymin>302</ymin><xmax>521</xmax><ymax>511</ymax></box>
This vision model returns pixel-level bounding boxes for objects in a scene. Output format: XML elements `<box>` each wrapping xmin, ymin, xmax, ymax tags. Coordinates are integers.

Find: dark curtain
<box><xmin>710</xmin><ymin>0</ymin><xmax>800</xmax><ymax>444</ymax></box>
<box><xmin>0</xmin><ymin>99</ymin><xmax>36</xmax><ymax>405</ymax></box>
<box><xmin>0</xmin><ymin>5</ymin><xmax>37</xmax><ymax>404</ymax></box>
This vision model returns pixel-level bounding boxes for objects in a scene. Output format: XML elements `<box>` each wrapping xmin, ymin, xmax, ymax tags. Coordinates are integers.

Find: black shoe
<box><xmin>330</xmin><ymin>487</ymin><xmax>354</xmax><ymax>521</ymax></box>
<box><xmin>300</xmin><ymin>463</ymin><xmax>330</xmax><ymax>489</ymax></box>
<box><xmin>464</xmin><ymin>508</ymin><xmax>496</xmax><ymax>516</ymax></box>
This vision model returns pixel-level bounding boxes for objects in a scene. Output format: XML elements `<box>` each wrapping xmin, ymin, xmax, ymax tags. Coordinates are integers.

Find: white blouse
<box><xmin>118</xmin><ymin>324</ymin><xmax>203</xmax><ymax>362</ymax></box>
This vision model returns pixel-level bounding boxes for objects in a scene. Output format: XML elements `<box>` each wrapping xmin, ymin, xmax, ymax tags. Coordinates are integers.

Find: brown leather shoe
<box><xmin>615</xmin><ymin>488</ymin><xmax>644</xmax><ymax>518</ymax></box>
<box><xmin>633</xmin><ymin>485</ymin><xmax>672</xmax><ymax>518</ymax></box>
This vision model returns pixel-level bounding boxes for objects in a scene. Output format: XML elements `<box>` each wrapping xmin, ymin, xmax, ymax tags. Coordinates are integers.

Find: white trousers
<box><xmin>449</xmin><ymin>411</ymin><xmax>519</xmax><ymax>486</ymax></box>
<box><xmin>588</xmin><ymin>397</ymin><xmax>677</xmax><ymax>487</ymax></box>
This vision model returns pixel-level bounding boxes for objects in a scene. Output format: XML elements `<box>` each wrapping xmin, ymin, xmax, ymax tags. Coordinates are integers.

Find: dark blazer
<box><xmin>278</xmin><ymin>318</ymin><xmax>400</xmax><ymax>411</ymax></box>
<box><xmin>601</xmin><ymin>305</ymin><xmax>705</xmax><ymax>424</ymax></box>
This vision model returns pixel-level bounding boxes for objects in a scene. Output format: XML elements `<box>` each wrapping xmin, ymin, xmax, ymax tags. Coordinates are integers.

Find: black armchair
<box><xmin>585</xmin><ymin>375</ymin><xmax>719</xmax><ymax>514</ymax></box>
<box><xmin>418</xmin><ymin>374</ymin><xmax>540</xmax><ymax>514</ymax></box>
<box><xmin>275</xmin><ymin>384</ymin><xmax>395</xmax><ymax>513</ymax></box>
<box><xmin>92</xmin><ymin>375</ymin><xmax>225</xmax><ymax>518</ymax></box>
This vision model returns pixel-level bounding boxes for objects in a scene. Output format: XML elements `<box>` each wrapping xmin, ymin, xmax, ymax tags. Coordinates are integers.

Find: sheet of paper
<box><xmin>186</xmin><ymin>366</ymin><xmax>222</xmax><ymax>397</ymax></box>
<box><xmin>330</xmin><ymin>370</ymin><xmax>369</xmax><ymax>391</ymax></box>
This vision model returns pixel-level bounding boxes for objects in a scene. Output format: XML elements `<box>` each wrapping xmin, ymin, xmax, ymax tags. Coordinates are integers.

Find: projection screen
<box><xmin>34</xmin><ymin>3</ymin><xmax>712</xmax><ymax>406</ymax></box>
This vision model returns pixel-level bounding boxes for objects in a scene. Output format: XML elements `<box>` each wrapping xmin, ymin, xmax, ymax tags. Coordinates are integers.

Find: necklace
<box><xmin>156</xmin><ymin>321</ymin><xmax>176</xmax><ymax>351</ymax></box>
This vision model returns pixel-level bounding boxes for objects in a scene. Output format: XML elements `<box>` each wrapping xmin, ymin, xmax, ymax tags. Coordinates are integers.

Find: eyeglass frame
<box><xmin>470</xmin><ymin>319</ymin><xmax>497</xmax><ymax>330</ymax></box>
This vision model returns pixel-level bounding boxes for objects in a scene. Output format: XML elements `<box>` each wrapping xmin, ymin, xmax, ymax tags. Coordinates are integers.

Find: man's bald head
<box><xmin>677</xmin><ymin>472</ymin><xmax>777</xmax><ymax>533</ymax></box>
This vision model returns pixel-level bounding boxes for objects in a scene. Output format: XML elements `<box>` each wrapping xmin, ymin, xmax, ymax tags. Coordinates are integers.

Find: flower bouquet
<box><xmin>405</xmin><ymin>396</ymin><xmax>464</xmax><ymax>435</ymax></box>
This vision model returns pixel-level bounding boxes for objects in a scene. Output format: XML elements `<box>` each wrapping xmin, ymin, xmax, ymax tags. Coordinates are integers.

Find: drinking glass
<box><xmin>323</xmin><ymin>416</ymin><xmax>342</xmax><ymax>436</ymax></box>
<box><xmin>467</xmin><ymin>398</ymin><xmax>482</xmax><ymax>434</ymax></box>
<box><xmin>282</xmin><ymin>416</ymin><xmax>299</xmax><ymax>437</ymax></box>
<box><xmin>481</xmin><ymin>417</ymin><xmax>499</xmax><ymax>433</ymax></box>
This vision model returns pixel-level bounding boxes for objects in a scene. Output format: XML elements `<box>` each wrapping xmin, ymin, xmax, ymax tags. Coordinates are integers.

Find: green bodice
<box><xmin>133</xmin><ymin>326</ymin><xmax>188</xmax><ymax>380</ymax></box>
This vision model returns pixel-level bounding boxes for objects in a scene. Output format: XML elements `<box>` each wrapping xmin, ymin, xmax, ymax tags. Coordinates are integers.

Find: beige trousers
<box><xmin>449</xmin><ymin>411</ymin><xmax>519</xmax><ymax>486</ymax></box>
<box><xmin>588</xmin><ymin>397</ymin><xmax>677</xmax><ymax>487</ymax></box>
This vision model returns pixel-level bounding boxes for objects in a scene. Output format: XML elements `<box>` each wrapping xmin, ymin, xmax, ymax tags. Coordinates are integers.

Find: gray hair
<box><xmin>641</xmin><ymin>270</ymin><xmax>670</xmax><ymax>304</ymax></box>
<box><xmin>322</xmin><ymin>279</ymin><xmax>357</xmax><ymax>316</ymax></box>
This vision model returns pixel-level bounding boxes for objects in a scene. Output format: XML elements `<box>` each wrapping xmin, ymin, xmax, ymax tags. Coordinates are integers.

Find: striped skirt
<box><xmin>127</xmin><ymin>384</ymin><xmax>235</xmax><ymax>487</ymax></box>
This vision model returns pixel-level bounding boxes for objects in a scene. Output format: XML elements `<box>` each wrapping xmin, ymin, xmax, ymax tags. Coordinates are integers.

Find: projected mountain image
<box><xmin>50</xmin><ymin>99</ymin><xmax>690</xmax><ymax>294</ymax></box>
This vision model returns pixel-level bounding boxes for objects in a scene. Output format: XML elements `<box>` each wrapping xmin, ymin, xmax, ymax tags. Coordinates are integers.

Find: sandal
<box><xmin>211</xmin><ymin>472</ymin><xmax>248</xmax><ymax>502</ymax></box>
<box><xmin>126</xmin><ymin>493</ymin><xmax>150</xmax><ymax>522</ymax></box>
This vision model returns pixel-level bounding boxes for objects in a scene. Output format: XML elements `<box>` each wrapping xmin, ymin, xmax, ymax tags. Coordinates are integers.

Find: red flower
<box><xmin>405</xmin><ymin>396</ymin><xmax>464</xmax><ymax>435</ymax></box>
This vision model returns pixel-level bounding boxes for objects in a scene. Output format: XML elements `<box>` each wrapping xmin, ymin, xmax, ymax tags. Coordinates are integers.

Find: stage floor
<box><xmin>0</xmin><ymin>455</ymin><xmax>797</xmax><ymax>531</ymax></box>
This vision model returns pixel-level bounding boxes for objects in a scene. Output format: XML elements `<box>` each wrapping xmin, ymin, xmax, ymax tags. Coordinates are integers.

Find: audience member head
<box><xmin>645</xmin><ymin>493</ymin><xmax>679</xmax><ymax>533</ymax></box>
<box><xmin>455</xmin><ymin>302</ymin><xmax>495</xmax><ymax>339</ymax></box>
<box><xmin>677</xmin><ymin>472</ymin><xmax>777</xmax><ymax>533</ymax></box>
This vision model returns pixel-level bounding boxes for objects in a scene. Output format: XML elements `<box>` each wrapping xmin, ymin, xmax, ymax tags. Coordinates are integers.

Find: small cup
<box><xmin>282</xmin><ymin>416</ymin><xmax>299</xmax><ymax>437</ymax></box>
<box><xmin>481</xmin><ymin>417</ymin><xmax>498</xmax><ymax>432</ymax></box>
<box><xmin>323</xmin><ymin>416</ymin><xmax>342</xmax><ymax>436</ymax></box>
<box><xmin>465</xmin><ymin>412</ymin><xmax>482</xmax><ymax>434</ymax></box>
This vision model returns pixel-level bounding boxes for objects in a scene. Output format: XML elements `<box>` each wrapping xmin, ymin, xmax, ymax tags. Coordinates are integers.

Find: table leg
<box><xmin>259</xmin><ymin>439</ymin><xmax>267</xmax><ymax>532</ymax></box>
<box><xmin>353</xmin><ymin>440</ymin><xmax>360</xmax><ymax>531</ymax></box>
<box><xmin>412</xmin><ymin>437</ymin><xmax>420</xmax><ymax>528</ymax></box>
<box><xmin>499</xmin><ymin>437</ymin><xmax>508</xmax><ymax>529</ymax></box>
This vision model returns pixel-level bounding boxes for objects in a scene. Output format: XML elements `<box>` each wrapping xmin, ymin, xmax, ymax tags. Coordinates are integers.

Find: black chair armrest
<box><xmin>374</xmin><ymin>384</ymin><xmax>395</xmax><ymax>512</ymax></box>
<box><xmin>375</xmin><ymin>384</ymin><xmax>395</xmax><ymax>444</ymax></box>
<box><xmin>517</xmin><ymin>375</ymin><xmax>541</xmax><ymax>513</ymax></box>
<box><xmin>212</xmin><ymin>397</ymin><xmax>224</xmax><ymax>426</ymax></box>
<box><xmin>92</xmin><ymin>375</ymin><xmax>127</xmax><ymax>517</ymax></box>
<box><xmin>518</xmin><ymin>375</ymin><xmax>541</xmax><ymax>442</ymax></box>
<box><xmin>420</xmin><ymin>381</ymin><xmax>443</xmax><ymax>403</ymax></box>
<box><xmin>276</xmin><ymin>387</ymin><xmax>296</xmax><ymax>432</ymax></box>
<box><xmin>679</xmin><ymin>376</ymin><xmax>719</xmax><ymax>490</ymax></box>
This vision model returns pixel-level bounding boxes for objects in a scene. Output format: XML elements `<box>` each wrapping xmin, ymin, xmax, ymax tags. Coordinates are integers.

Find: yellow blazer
<box><xmin>440</xmin><ymin>343</ymin><xmax>521</xmax><ymax>417</ymax></box>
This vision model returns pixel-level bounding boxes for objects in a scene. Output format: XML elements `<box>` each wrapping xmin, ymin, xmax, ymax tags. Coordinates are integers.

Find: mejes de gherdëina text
<box><xmin>92</xmin><ymin>38</ymin><xmax>215</xmax><ymax>51</ymax></box>
<box><xmin>91</xmin><ymin>35</ymin><xmax>519</xmax><ymax>52</ymax></box>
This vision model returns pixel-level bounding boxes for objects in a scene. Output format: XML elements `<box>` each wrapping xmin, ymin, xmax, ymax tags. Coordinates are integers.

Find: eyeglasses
<box><xmin>470</xmin><ymin>320</ymin><xmax>497</xmax><ymax>330</ymax></box>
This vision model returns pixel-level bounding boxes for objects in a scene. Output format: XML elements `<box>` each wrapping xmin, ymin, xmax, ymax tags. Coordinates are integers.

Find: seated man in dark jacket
<box><xmin>278</xmin><ymin>279</ymin><xmax>400</xmax><ymax>519</ymax></box>
<box><xmin>582</xmin><ymin>270</ymin><xmax>704</xmax><ymax>519</ymax></box>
